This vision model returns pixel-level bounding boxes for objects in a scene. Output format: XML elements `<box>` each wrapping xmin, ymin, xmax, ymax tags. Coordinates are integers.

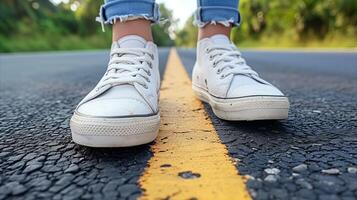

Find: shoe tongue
<box><xmin>117</xmin><ymin>35</ymin><xmax>147</xmax><ymax>48</ymax></box>
<box><xmin>107</xmin><ymin>35</ymin><xmax>147</xmax><ymax>87</ymax></box>
<box><xmin>210</xmin><ymin>34</ymin><xmax>231</xmax><ymax>45</ymax></box>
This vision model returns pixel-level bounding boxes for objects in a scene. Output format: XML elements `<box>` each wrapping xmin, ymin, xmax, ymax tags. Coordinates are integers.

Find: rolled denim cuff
<box><xmin>96</xmin><ymin>0</ymin><xmax>160</xmax><ymax>31</ymax></box>
<box><xmin>194</xmin><ymin>6</ymin><xmax>241</xmax><ymax>28</ymax></box>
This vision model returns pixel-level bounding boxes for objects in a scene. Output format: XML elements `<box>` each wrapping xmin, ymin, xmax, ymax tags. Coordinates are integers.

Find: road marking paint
<box><xmin>139</xmin><ymin>49</ymin><xmax>251</xmax><ymax>200</ymax></box>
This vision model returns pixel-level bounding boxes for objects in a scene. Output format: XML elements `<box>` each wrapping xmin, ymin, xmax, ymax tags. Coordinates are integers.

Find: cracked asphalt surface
<box><xmin>1</xmin><ymin>48</ymin><xmax>357</xmax><ymax>200</ymax></box>
<box><xmin>0</xmin><ymin>49</ymin><xmax>169</xmax><ymax>200</ymax></box>
<box><xmin>178</xmin><ymin>49</ymin><xmax>357</xmax><ymax>200</ymax></box>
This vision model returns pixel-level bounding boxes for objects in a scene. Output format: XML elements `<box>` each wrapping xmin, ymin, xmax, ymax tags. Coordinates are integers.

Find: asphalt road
<box><xmin>1</xmin><ymin>48</ymin><xmax>357</xmax><ymax>200</ymax></box>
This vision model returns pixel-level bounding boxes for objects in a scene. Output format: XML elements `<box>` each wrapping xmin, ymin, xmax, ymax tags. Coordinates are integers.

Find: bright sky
<box><xmin>50</xmin><ymin>0</ymin><xmax>196</xmax><ymax>28</ymax></box>
<box><xmin>157</xmin><ymin>0</ymin><xmax>196</xmax><ymax>28</ymax></box>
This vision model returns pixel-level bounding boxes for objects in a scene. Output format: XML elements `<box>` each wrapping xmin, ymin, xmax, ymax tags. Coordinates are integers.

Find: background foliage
<box><xmin>0</xmin><ymin>0</ymin><xmax>174</xmax><ymax>52</ymax></box>
<box><xmin>176</xmin><ymin>0</ymin><xmax>357</xmax><ymax>48</ymax></box>
<box><xmin>1</xmin><ymin>0</ymin><xmax>356</xmax><ymax>52</ymax></box>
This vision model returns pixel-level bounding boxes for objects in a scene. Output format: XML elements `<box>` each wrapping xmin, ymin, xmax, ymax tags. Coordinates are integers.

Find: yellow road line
<box><xmin>139</xmin><ymin>48</ymin><xmax>251</xmax><ymax>200</ymax></box>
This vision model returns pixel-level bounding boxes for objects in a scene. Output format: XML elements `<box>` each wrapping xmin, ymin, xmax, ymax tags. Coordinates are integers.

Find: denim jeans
<box><xmin>98</xmin><ymin>0</ymin><xmax>240</xmax><ymax>28</ymax></box>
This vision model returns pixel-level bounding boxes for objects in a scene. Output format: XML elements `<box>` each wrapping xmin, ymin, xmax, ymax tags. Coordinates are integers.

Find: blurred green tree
<box><xmin>175</xmin><ymin>15</ymin><xmax>198</xmax><ymax>47</ymax></box>
<box><xmin>152</xmin><ymin>4</ymin><xmax>175</xmax><ymax>46</ymax></box>
<box><xmin>175</xmin><ymin>0</ymin><xmax>357</xmax><ymax>47</ymax></box>
<box><xmin>0</xmin><ymin>1</ymin><xmax>174</xmax><ymax>51</ymax></box>
<box><xmin>1</xmin><ymin>0</ymin><xmax>356</xmax><ymax>51</ymax></box>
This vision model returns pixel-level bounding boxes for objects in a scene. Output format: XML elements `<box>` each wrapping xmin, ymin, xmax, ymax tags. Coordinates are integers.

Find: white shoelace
<box><xmin>97</xmin><ymin>48</ymin><xmax>154</xmax><ymax>90</ymax></box>
<box><xmin>206</xmin><ymin>45</ymin><xmax>258</xmax><ymax>79</ymax></box>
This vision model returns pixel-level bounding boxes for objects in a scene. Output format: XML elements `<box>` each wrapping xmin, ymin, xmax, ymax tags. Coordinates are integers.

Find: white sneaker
<box><xmin>70</xmin><ymin>35</ymin><xmax>160</xmax><ymax>147</ymax></box>
<box><xmin>192</xmin><ymin>34</ymin><xmax>289</xmax><ymax>121</ymax></box>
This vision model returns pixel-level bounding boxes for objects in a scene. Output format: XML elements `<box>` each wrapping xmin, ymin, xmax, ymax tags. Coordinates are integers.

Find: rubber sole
<box><xmin>192</xmin><ymin>85</ymin><xmax>290</xmax><ymax>121</ymax></box>
<box><xmin>70</xmin><ymin>113</ymin><xmax>160</xmax><ymax>147</ymax></box>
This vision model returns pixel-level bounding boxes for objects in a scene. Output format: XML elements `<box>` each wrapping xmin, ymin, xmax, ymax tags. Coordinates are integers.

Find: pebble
<box><xmin>23</xmin><ymin>163</ymin><xmax>42</xmax><ymax>173</ymax></box>
<box><xmin>8</xmin><ymin>154</ymin><xmax>25</xmax><ymax>162</ymax></box>
<box><xmin>0</xmin><ymin>152</ymin><xmax>11</xmax><ymax>157</ymax></box>
<box><xmin>178</xmin><ymin>171</ymin><xmax>201</xmax><ymax>179</ymax></box>
<box><xmin>347</xmin><ymin>167</ymin><xmax>357</xmax><ymax>174</ymax></box>
<box><xmin>271</xmin><ymin>188</ymin><xmax>288</xmax><ymax>199</ymax></box>
<box><xmin>102</xmin><ymin>180</ymin><xmax>120</xmax><ymax>194</ymax></box>
<box><xmin>5</xmin><ymin>182</ymin><xmax>27</xmax><ymax>195</ymax></box>
<box><xmin>49</xmin><ymin>175</ymin><xmax>75</xmax><ymax>193</ymax></box>
<box><xmin>47</xmin><ymin>154</ymin><xmax>61</xmax><ymax>160</ymax></box>
<box><xmin>42</xmin><ymin>165</ymin><xmax>61</xmax><ymax>173</ymax></box>
<box><xmin>117</xmin><ymin>184</ymin><xmax>138</xmax><ymax>198</ymax></box>
<box><xmin>9</xmin><ymin>174</ymin><xmax>26</xmax><ymax>182</ymax></box>
<box><xmin>322</xmin><ymin>168</ymin><xmax>340</xmax><ymax>175</ymax></box>
<box><xmin>0</xmin><ymin>185</ymin><xmax>11</xmax><ymax>197</ymax></box>
<box><xmin>62</xmin><ymin>188</ymin><xmax>83</xmax><ymax>200</ymax></box>
<box><xmin>293</xmin><ymin>164</ymin><xmax>308</xmax><ymax>173</ymax></box>
<box><xmin>264</xmin><ymin>168</ymin><xmax>280</xmax><ymax>175</ymax></box>
<box><xmin>264</xmin><ymin>175</ymin><xmax>278</xmax><ymax>182</ymax></box>
<box><xmin>65</xmin><ymin>164</ymin><xmax>79</xmax><ymax>173</ymax></box>
<box><xmin>22</xmin><ymin>153</ymin><xmax>38</xmax><ymax>160</ymax></box>
<box><xmin>296</xmin><ymin>179</ymin><xmax>313</xmax><ymax>189</ymax></box>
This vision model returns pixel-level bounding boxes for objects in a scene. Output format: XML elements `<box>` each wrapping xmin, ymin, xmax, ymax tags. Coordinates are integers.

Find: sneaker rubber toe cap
<box><xmin>77</xmin><ymin>98</ymin><xmax>152</xmax><ymax>117</ymax></box>
<box><xmin>227</xmin><ymin>84</ymin><xmax>284</xmax><ymax>98</ymax></box>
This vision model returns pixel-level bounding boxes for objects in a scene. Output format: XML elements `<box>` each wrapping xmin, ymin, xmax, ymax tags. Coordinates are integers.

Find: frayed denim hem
<box><xmin>97</xmin><ymin>1</ymin><xmax>160</xmax><ymax>32</ymax></box>
<box><xmin>194</xmin><ymin>18</ymin><xmax>240</xmax><ymax>28</ymax></box>
<box><xmin>96</xmin><ymin>14</ymin><xmax>158</xmax><ymax>32</ymax></box>
<box><xmin>194</xmin><ymin>6</ymin><xmax>241</xmax><ymax>28</ymax></box>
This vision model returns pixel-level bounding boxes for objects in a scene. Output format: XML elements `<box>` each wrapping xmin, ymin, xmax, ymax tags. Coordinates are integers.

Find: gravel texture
<box><xmin>0</xmin><ymin>49</ymin><xmax>169</xmax><ymax>200</ymax></box>
<box><xmin>178</xmin><ymin>49</ymin><xmax>357</xmax><ymax>200</ymax></box>
<box><xmin>0</xmin><ymin>48</ymin><xmax>356</xmax><ymax>200</ymax></box>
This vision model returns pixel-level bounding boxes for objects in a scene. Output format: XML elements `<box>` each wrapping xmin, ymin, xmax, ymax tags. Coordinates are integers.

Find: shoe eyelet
<box><xmin>147</xmin><ymin>62</ymin><xmax>152</xmax><ymax>68</ymax></box>
<box><xmin>143</xmin><ymin>85</ymin><xmax>148</xmax><ymax>89</ymax></box>
<box><xmin>220</xmin><ymin>74</ymin><xmax>225</xmax><ymax>79</ymax></box>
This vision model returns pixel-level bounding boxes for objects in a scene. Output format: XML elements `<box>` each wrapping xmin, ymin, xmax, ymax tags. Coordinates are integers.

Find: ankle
<box><xmin>198</xmin><ymin>24</ymin><xmax>232</xmax><ymax>40</ymax></box>
<box><xmin>112</xmin><ymin>19</ymin><xmax>153</xmax><ymax>42</ymax></box>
